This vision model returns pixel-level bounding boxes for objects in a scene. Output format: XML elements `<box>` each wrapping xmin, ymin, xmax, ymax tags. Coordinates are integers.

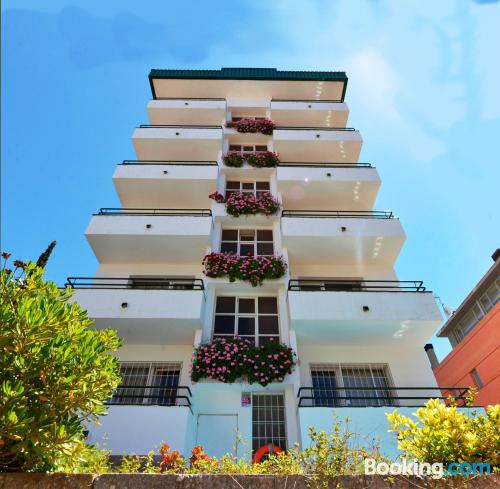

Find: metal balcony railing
<box><xmin>271</xmin><ymin>98</ymin><xmax>343</xmax><ymax>103</ymax></box>
<box><xmin>297</xmin><ymin>386</ymin><xmax>471</xmax><ymax>408</ymax></box>
<box><xmin>138</xmin><ymin>124</ymin><xmax>222</xmax><ymax>129</ymax></box>
<box><xmin>278</xmin><ymin>162</ymin><xmax>372</xmax><ymax>168</ymax></box>
<box><xmin>282</xmin><ymin>210</ymin><xmax>393</xmax><ymax>218</ymax></box>
<box><xmin>65</xmin><ymin>277</ymin><xmax>204</xmax><ymax>290</ymax></box>
<box><xmin>95</xmin><ymin>208</ymin><xmax>212</xmax><ymax>217</ymax></box>
<box><xmin>275</xmin><ymin>126</ymin><xmax>357</xmax><ymax>131</ymax></box>
<box><xmin>108</xmin><ymin>385</ymin><xmax>192</xmax><ymax>407</ymax></box>
<box><xmin>120</xmin><ymin>160</ymin><xmax>217</xmax><ymax>166</ymax></box>
<box><xmin>288</xmin><ymin>280</ymin><xmax>426</xmax><ymax>292</ymax></box>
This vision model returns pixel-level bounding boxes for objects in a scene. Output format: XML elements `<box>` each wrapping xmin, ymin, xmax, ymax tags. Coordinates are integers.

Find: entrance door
<box><xmin>196</xmin><ymin>414</ymin><xmax>238</xmax><ymax>458</ymax></box>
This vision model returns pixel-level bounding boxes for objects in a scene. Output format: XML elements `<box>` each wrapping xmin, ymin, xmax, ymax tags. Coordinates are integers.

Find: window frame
<box><xmin>228</xmin><ymin>144</ymin><xmax>268</xmax><ymax>153</ymax></box>
<box><xmin>225</xmin><ymin>180</ymin><xmax>271</xmax><ymax>199</ymax></box>
<box><xmin>220</xmin><ymin>228</ymin><xmax>274</xmax><ymax>256</ymax></box>
<box><xmin>309</xmin><ymin>363</ymin><xmax>397</xmax><ymax>407</ymax></box>
<box><xmin>212</xmin><ymin>296</ymin><xmax>280</xmax><ymax>346</ymax></box>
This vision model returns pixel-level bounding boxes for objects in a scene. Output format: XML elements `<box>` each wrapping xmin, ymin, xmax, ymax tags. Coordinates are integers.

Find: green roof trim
<box><xmin>148</xmin><ymin>67</ymin><xmax>348</xmax><ymax>100</ymax></box>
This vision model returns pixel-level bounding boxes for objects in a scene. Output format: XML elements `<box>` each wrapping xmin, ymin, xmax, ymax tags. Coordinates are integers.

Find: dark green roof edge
<box><xmin>148</xmin><ymin>68</ymin><xmax>348</xmax><ymax>101</ymax></box>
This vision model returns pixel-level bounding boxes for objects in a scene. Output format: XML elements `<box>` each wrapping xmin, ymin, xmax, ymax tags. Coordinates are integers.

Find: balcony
<box><xmin>287</xmin><ymin>280</ymin><xmax>442</xmax><ymax>345</ymax></box>
<box><xmin>132</xmin><ymin>125</ymin><xmax>222</xmax><ymax>161</ymax></box>
<box><xmin>113</xmin><ymin>161</ymin><xmax>218</xmax><ymax>208</ymax></box>
<box><xmin>277</xmin><ymin>163</ymin><xmax>380</xmax><ymax>210</ymax></box>
<box><xmin>147</xmin><ymin>98</ymin><xmax>226</xmax><ymax>125</ymax></box>
<box><xmin>273</xmin><ymin>127</ymin><xmax>362</xmax><ymax>163</ymax></box>
<box><xmin>67</xmin><ymin>277</ymin><xmax>204</xmax><ymax>344</ymax></box>
<box><xmin>87</xmin><ymin>386</ymin><xmax>193</xmax><ymax>455</ymax></box>
<box><xmin>271</xmin><ymin>100</ymin><xmax>349</xmax><ymax>128</ymax></box>
<box><xmin>85</xmin><ymin>208</ymin><xmax>212</xmax><ymax>263</ymax></box>
<box><xmin>297</xmin><ymin>386</ymin><xmax>471</xmax><ymax>460</ymax></box>
<box><xmin>281</xmin><ymin>210</ymin><xmax>405</xmax><ymax>267</ymax></box>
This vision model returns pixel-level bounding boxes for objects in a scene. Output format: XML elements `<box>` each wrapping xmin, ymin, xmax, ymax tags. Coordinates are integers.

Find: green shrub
<box><xmin>387</xmin><ymin>398</ymin><xmax>500</xmax><ymax>466</ymax></box>
<box><xmin>0</xmin><ymin>254</ymin><xmax>122</xmax><ymax>472</ymax></box>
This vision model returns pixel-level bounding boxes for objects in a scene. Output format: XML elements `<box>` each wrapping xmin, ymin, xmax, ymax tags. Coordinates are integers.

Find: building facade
<box><xmin>68</xmin><ymin>67</ymin><xmax>448</xmax><ymax>460</ymax></box>
<box><xmin>429</xmin><ymin>251</ymin><xmax>499</xmax><ymax>407</ymax></box>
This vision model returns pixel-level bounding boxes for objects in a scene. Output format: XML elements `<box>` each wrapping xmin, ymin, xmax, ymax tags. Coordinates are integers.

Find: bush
<box><xmin>387</xmin><ymin>398</ymin><xmax>500</xmax><ymax>466</ymax></box>
<box><xmin>222</xmin><ymin>151</ymin><xmax>280</xmax><ymax>168</ymax></box>
<box><xmin>222</xmin><ymin>152</ymin><xmax>245</xmax><ymax>167</ymax></box>
<box><xmin>191</xmin><ymin>337</ymin><xmax>296</xmax><ymax>386</ymax></box>
<box><xmin>0</xmin><ymin>253</ymin><xmax>122</xmax><ymax>472</ymax></box>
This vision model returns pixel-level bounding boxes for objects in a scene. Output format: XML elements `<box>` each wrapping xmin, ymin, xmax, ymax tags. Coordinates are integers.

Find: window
<box><xmin>310</xmin><ymin>364</ymin><xmax>394</xmax><ymax>407</ymax></box>
<box><xmin>252</xmin><ymin>393</ymin><xmax>287</xmax><ymax>455</ymax></box>
<box><xmin>470</xmin><ymin>368</ymin><xmax>484</xmax><ymax>389</ymax></box>
<box><xmin>229</xmin><ymin>144</ymin><xmax>268</xmax><ymax>153</ymax></box>
<box><xmin>226</xmin><ymin>181</ymin><xmax>270</xmax><ymax>199</ymax></box>
<box><xmin>213</xmin><ymin>296</ymin><xmax>279</xmax><ymax>345</ymax></box>
<box><xmin>220</xmin><ymin>229</ymin><xmax>274</xmax><ymax>256</ymax></box>
<box><xmin>128</xmin><ymin>276</ymin><xmax>195</xmax><ymax>290</ymax></box>
<box><xmin>231</xmin><ymin>116</ymin><xmax>267</xmax><ymax>122</ymax></box>
<box><xmin>453</xmin><ymin>277</ymin><xmax>499</xmax><ymax>344</ymax></box>
<box><xmin>112</xmin><ymin>362</ymin><xmax>181</xmax><ymax>406</ymax></box>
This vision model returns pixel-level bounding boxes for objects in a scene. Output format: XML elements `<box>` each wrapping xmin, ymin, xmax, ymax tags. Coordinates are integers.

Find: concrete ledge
<box><xmin>1</xmin><ymin>473</ymin><xmax>499</xmax><ymax>489</ymax></box>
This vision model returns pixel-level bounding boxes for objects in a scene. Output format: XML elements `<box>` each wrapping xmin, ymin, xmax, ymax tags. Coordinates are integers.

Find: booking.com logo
<box><xmin>365</xmin><ymin>459</ymin><xmax>491</xmax><ymax>479</ymax></box>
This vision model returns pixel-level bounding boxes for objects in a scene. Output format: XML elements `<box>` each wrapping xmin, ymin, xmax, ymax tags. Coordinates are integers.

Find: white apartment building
<box><xmin>68</xmin><ymin>68</ymin><xmax>449</xmax><ymax>460</ymax></box>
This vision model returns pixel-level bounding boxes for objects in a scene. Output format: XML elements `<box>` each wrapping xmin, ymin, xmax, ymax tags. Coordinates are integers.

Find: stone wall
<box><xmin>1</xmin><ymin>473</ymin><xmax>499</xmax><ymax>489</ymax></box>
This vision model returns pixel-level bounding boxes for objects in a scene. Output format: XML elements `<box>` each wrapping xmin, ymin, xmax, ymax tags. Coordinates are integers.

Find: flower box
<box><xmin>225</xmin><ymin>118</ymin><xmax>275</xmax><ymax>135</ymax></box>
<box><xmin>222</xmin><ymin>151</ymin><xmax>280</xmax><ymax>168</ymax></box>
<box><xmin>191</xmin><ymin>337</ymin><xmax>296</xmax><ymax>386</ymax></box>
<box><xmin>202</xmin><ymin>252</ymin><xmax>287</xmax><ymax>287</ymax></box>
<box><xmin>209</xmin><ymin>191</ymin><xmax>280</xmax><ymax>217</ymax></box>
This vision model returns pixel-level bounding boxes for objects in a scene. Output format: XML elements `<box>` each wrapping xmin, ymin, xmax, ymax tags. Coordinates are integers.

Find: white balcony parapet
<box><xmin>288</xmin><ymin>281</ymin><xmax>442</xmax><ymax>345</ymax></box>
<box><xmin>147</xmin><ymin>98</ymin><xmax>226</xmax><ymax>125</ymax></box>
<box><xmin>69</xmin><ymin>278</ymin><xmax>205</xmax><ymax>344</ymax></box>
<box><xmin>113</xmin><ymin>162</ymin><xmax>218</xmax><ymax>208</ymax></box>
<box><xmin>273</xmin><ymin>127</ymin><xmax>362</xmax><ymax>163</ymax></box>
<box><xmin>277</xmin><ymin>163</ymin><xmax>380</xmax><ymax>210</ymax></box>
<box><xmin>271</xmin><ymin>100</ymin><xmax>349</xmax><ymax>128</ymax></box>
<box><xmin>282</xmin><ymin>211</ymin><xmax>405</xmax><ymax>267</ymax></box>
<box><xmin>85</xmin><ymin>209</ymin><xmax>212</xmax><ymax>263</ymax></box>
<box><xmin>132</xmin><ymin>125</ymin><xmax>223</xmax><ymax>161</ymax></box>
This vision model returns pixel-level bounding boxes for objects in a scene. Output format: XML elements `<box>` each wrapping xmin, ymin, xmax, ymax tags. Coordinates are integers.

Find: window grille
<box><xmin>213</xmin><ymin>296</ymin><xmax>279</xmax><ymax>345</ymax></box>
<box><xmin>220</xmin><ymin>229</ymin><xmax>274</xmax><ymax>256</ymax></box>
<box><xmin>226</xmin><ymin>181</ymin><xmax>270</xmax><ymax>199</ymax></box>
<box><xmin>252</xmin><ymin>393</ymin><xmax>287</xmax><ymax>455</ymax></box>
<box><xmin>112</xmin><ymin>362</ymin><xmax>181</xmax><ymax>406</ymax></box>
<box><xmin>310</xmin><ymin>364</ymin><xmax>395</xmax><ymax>407</ymax></box>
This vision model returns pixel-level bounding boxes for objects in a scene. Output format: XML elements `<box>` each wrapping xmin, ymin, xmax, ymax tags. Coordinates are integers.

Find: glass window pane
<box><xmin>214</xmin><ymin>316</ymin><xmax>235</xmax><ymax>335</ymax></box>
<box><xmin>255</xmin><ymin>145</ymin><xmax>268</xmax><ymax>151</ymax></box>
<box><xmin>257</xmin><ymin>243</ymin><xmax>274</xmax><ymax>255</ymax></box>
<box><xmin>238</xmin><ymin>317</ymin><xmax>255</xmax><ymax>336</ymax></box>
<box><xmin>257</xmin><ymin>230</ymin><xmax>273</xmax><ymax>241</ymax></box>
<box><xmin>258</xmin><ymin>297</ymin><xmax>278</xmax><ymax>314</ymax></box>
<box><xmin>238</xmin><ymin>298</ymin><xmax>255</xmax><ymax>314</ymax></box>
<box><xmin>243</xmin><ymin>146</ymin><xmax>254</xmax><ymax>152</ymax></box>
<box><xmin>229</xmin><ymin>144</ymin><xmax>241</xmax><ymax>151</ymax></box>
<box><xmin>240</xmin><ymin>244</ymin><xmax>255</xmax><ymax>256</ymax></box>
<box><xmin>259</xmin><ymin>316</ymin><xmax>279</xmax><ymax>334</ymax></box>
<box><xmin>256</xmin><ymin>182</ymin><xmax>270</xmax><ymax>190</ymax></box>
<box><xmin>240</xmin><ymin>230</ymin><xmax>255</xmax><ymax>241</ymax></box>
<box><xmin>222</xmin><ymin>229</ymin><xmax>238</xmax><ymax>241</ymax></box>
<box><xmin>242</xmin><ymin>182</ymin><xmax>255</xmax><ymax>190</ymax></box>
<box><xmin>216</xmin><ymin>297</ymin><xmax>236</xmax><ymax>313</ymax></box>
<box><xmin>226</xmin><ymin>181</ymin><xmax>240</xmax><ymax>189</ymax></box>
<box><xmin>221</xmin><ymin>242</ymin><xmax>238</xmax><ymax>254</ymax></box>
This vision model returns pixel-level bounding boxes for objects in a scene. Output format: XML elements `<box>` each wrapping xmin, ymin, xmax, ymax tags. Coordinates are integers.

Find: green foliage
<box><xmin>387</xmin><ymin>398</ymin><xmax>500</xmax><ymax>466</ymax></box>
<box><xmin>35</xmin><ymin>241</ymin><xmax>57</xmax><ymax>270</ymax></box>
<box><xmin>0</xmin><ymin>253</ymin><xmax>122</xmax><ymax>472</ymax></box>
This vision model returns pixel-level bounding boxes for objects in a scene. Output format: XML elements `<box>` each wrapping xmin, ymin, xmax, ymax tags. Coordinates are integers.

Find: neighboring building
<box><xmin>428</xmin><ymin>250</ymin><xmax>499</xmax><ymax>406</ymax></box>
<box><xmin>67</xmin><ymin>67</ymin><xmax>448</xmax><ymax>460</ymax></box>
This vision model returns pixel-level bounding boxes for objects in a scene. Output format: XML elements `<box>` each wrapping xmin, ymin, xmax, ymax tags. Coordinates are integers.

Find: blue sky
<box><xmin>2</xmin><ymin>0</ymin><xmax>499</xmax><ymax>359</ymax></box>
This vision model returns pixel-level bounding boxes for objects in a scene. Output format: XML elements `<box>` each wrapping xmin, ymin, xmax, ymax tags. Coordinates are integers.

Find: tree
<box><xmin>0</xmin><ymin>253</ymin><xmax>122</xmax><ymax>472</ymax></box>
<box><xmin>35</xmin><ymin>241</ymin><xmax>56</xmax><ymax>270</ymax></box>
